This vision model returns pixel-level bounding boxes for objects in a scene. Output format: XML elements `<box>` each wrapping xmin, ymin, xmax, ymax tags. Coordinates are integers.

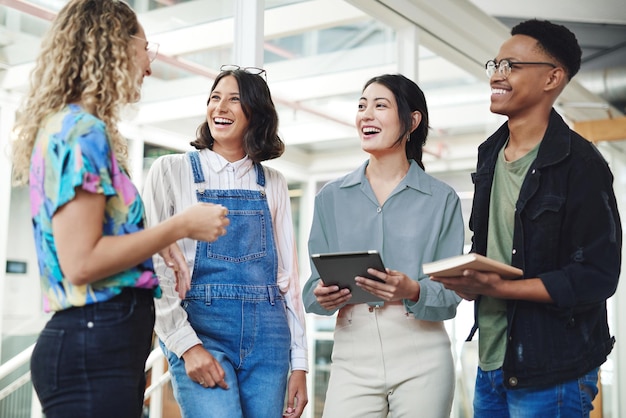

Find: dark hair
<box><xmin>511</xmin><ymin>19</ymin><xmax>581</xmax><ymax>80</ymax></box>
<box><xmin>191</xmin><ymin>69</ymin><xmax>284</xmax><ymax>162</ymax></box>
<box><xmin>362</xmin><ymin>74</ymin><xmax>429</xmax><ymax>170</ymax></box>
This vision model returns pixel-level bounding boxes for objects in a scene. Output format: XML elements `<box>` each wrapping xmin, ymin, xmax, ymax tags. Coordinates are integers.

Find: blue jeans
<box><xmin>30</xmin><ymin>288</ymin><xmax>155</xmax><ymax>418</ymax></box>
<box><xmin>473</xmin><ymin>366</ymin><xmax>599</xmax><ymax>418</ymax></box>
<box><xmin>163</xmin><ymin>285</ymin><xmax>291</xmax><ymax>418</ymax></box>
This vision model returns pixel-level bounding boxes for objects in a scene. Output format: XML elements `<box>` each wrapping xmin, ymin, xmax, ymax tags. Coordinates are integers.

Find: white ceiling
<box><xmin>1</xmin><ymin>0</ymin><xmax>625</xmax><ymax>186</ymax></box>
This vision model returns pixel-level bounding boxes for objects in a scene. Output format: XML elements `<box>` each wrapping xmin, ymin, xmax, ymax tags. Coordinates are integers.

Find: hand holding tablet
<box><xmin>311</xmin><ymin>250</ymin><xmax>385</xmax><ymax>304</ymax></box>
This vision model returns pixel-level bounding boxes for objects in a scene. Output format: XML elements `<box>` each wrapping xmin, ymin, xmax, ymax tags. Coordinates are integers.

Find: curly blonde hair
<box><xmin>11</xmin><ymin>0</ymin><xmax>142</xmax><ymax>186</ymax></box>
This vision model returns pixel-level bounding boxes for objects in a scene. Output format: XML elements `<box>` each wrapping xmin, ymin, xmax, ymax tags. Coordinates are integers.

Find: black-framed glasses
<box><xmin>131</xmin><ymin>35</ymin><xmax>159</xmax><ymax>62</ymax></box>
<box><xmin>220</xmin><ymin>64</ymin><xmax>267</xmax><ymax>81</ymax></box>
<box><xmin>485</xmin><ymin>59</ymin><xmax>557</xmax><ymax>78</ymax></box>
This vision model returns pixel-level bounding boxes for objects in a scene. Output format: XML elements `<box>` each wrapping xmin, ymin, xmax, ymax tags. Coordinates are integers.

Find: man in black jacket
<box><xmin>431</xmin><ymin>19</ymin><xmax>621</xmax><ymax>417</ymax></box>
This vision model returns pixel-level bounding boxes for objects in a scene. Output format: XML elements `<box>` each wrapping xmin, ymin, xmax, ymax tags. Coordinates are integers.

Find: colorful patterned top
<box><xmin>29</xmin><ymin>104</ymin><xmax>160</xmax><ymax>312</ymax></box>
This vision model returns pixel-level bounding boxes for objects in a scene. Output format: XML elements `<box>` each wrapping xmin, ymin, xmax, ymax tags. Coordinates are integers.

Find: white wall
<box><xmin>3</xmin><ymin>186</ymin><xmax>47</xmax><ymax>336</ymax></box>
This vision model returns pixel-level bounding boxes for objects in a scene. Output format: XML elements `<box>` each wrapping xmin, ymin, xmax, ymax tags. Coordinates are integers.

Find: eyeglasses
<box><xmin>131</xmin><ymin>35</ymin><xmax>159</xmax><ymax>62</ymax></box>
<box><xmin>220</xmin><ymin>64</ymin><xmax>267</xmax><ymax>81</ymax></box>
<box><xmin>485</xmin><ymin>59</ymin><xmax>557</xmax><ymax>79</ymax></box>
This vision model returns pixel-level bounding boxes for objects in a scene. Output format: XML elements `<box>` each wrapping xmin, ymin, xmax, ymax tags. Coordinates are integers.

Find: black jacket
<box><xmin>469</xmin><ymin>109</ymin><xmax>621</xmax><ymax>389</ymax></box>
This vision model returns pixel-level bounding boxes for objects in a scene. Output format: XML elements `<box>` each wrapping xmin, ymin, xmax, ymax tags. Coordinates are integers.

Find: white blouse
<box><xmin>142</xmin><ymin>149</ymin><xmax>308</xmax><ymax>372</ymax></box>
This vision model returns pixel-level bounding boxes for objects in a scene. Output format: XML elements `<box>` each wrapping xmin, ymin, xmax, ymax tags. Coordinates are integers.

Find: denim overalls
<box><xmin>165</xmin><ymin>152</ymin><xmax>291</xmax><ymax>418</ymax></box>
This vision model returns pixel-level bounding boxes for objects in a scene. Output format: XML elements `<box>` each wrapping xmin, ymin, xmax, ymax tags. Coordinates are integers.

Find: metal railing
<box><xmin>0</xmin><ymin>343</ymin><xmax>170</xmax><ymax>418</ymax></box>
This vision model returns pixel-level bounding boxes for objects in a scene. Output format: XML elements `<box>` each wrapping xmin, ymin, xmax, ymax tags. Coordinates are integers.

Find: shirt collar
<box><xmin>483</xmin><ymin>108</ymin><xmax>571</xmax><ymax>169</ymax></box>
<box><xmin>203</xmin><ymin>149</ymin><xmax>253</xmax><ymax>178</ymax></box>
<box><xmin>340</xmin><ymin>159</ymin><xmax>432</xmax><ymax>195</ymax></box>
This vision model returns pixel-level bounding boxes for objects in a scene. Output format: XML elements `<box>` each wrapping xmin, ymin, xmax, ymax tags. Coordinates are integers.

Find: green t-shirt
<box><xmin>478</xmin><ymin>140</ymin><xmax>539</xmax><ymax>371</ymax></box>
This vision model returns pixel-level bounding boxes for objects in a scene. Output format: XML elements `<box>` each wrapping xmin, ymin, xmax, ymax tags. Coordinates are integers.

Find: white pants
<box><xmin>322</xmin><ymin>302</ymin><xmax>455</xmax><ymax>418</ymax></box>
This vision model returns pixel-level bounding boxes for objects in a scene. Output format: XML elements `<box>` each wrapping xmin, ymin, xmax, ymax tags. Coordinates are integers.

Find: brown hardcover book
<box><xmin>423</xmin><ymin>253</ymin><xmax>523</xmax><ymax>279</ymax></box>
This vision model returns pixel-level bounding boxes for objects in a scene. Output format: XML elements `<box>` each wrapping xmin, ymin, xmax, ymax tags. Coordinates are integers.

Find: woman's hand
<box><xmin>158</xmin><ymin>243</ymin><xmax>190</xmax><ymax>299</ymax></box>
<box><xmin>313</xmin><ymin>279</ymin><xmax>352</xmax><ymax>311</ymax></box>
<box><xmin>355</xmin><ymin>268</ymin><xmax>421</xmax><ymax>302</ymax></box>
<box><xmin>53</xmin><ymin>192</ymin><xmax>230</xmax><ymax>286</ymax></box>
<box><xmin>283</xmin><ymin>370</ymin><xmax>308</xmax><ymax>417</ymax></box>
<box><xmin>178</xmin><ymin>203</ymin><xmax>230</xmax><ymax>243</ymax></box>
<box><xmin>182</xmin><ymin>345</ymin><xmax>228</xmax><ymax>390</ymax></box>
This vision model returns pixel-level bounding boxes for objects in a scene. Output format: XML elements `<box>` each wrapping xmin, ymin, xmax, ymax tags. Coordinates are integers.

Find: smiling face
<box><xmin>489</xmin><ymin>34</ymin><xmax>560</xmax><ymax>119</ymax></box>
<box><xmin>206</xmin><ymin>75</ymin><xmax>250</xmax><ymax>151</ymax></box>
<box><xmin>356</xmin><ymin>82</ymin><xmax>406</xmax><ymax>156</ymax></box>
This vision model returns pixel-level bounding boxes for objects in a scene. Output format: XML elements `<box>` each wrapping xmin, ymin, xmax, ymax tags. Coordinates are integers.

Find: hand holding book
<box><xmin>423</xmin><ymin>253</ymin><xmax>523</xmax><ymax>279</ymax></box>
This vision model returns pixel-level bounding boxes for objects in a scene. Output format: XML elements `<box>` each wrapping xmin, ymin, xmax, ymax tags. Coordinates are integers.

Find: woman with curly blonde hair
<box><xmin>11</xmin><ymin>1</ymin><xmax>230</xmax><ymax>417</ymax></box>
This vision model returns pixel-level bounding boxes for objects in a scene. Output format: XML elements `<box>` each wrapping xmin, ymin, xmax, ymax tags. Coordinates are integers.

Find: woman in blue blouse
<box><xmin>10</xmin><ymin>1</ymin><xmax>229</xmax><ymax>417</ymax></box>
<box><xmin>302</xmin><ymin>74</ymin><xmax>464</xmax><ymax>418</ymax></box>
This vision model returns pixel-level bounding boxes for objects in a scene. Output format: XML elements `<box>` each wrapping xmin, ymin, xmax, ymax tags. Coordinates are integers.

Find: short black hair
<box><xmin>511</xmin><ymin>19</ymin><xmax>582</xmax><ymax>80</ymax></box>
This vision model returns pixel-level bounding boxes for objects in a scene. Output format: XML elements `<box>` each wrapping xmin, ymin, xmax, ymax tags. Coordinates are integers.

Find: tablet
<box><xmin>311</xmin><ymin>250</ymin><xmax>385</xmax><ymax>304</ymax></box>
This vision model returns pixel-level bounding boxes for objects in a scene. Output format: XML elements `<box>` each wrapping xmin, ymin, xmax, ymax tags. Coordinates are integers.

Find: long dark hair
<box><xmin>362</xmin><ymin>74</ymin><xmax>429</xmax><ymax>170</ymax></box>
<box><xmin>191</xmin><ymin>69</ymin><xmax>284</xmax><ymax>163</ymax></box>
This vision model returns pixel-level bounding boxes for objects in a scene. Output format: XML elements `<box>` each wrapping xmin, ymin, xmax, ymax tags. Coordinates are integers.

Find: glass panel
<box><xmin>312</xmin><ymin>336</ymin><xmax>333</xmax><ymax>418</ymax></box>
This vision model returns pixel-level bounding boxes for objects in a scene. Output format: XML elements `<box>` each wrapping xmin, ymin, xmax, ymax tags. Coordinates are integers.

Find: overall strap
<box><xmin>254</xmin><ymin>162</ymin><xmax>265</xmax><ymax>187</ymax></box>
<box><xmin>186</xmin><ymin>151</ymin><xmax>205</xmax><ymax>184</ymax></box>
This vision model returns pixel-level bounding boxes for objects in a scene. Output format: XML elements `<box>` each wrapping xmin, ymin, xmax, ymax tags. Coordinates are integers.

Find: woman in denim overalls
<box><xmin>143</xmin><ymin>67</ymin><xmax>308</xmax><ymax>418</ymax></box>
